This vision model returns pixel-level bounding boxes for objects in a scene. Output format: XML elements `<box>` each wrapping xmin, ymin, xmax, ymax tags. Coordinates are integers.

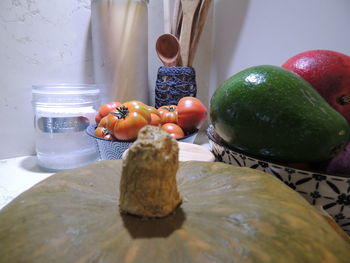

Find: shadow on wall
<box><xmin>210</xmin><ymin>0</ymin><xmax>250</xmax><ymax>97</ymax></box>
<box><xmin>84</xmin><ymin>20</ymin><xmax>94</xmax><ymax>84</ymax></box>
<box><xmin>192</xmin><ymin>0</ymin><xmax>249</xmax><ymax>134</ymax></box>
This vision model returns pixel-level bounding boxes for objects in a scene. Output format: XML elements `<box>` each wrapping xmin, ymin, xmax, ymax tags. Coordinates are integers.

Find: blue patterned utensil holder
<box><xmin>155</xmin><ymin>66</ymin><xmax>197</xmax><ymax>108</ymax></box>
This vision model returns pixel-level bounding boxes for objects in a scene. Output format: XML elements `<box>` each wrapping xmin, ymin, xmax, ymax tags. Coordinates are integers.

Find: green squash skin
<box><xmin>210</xmin><ymin>65</ymin><xmax>350</xmax><ymax>163</ymax></box>
<box><xmin>0</xmin><ymin>160</ymin><xmax>350</xmax><ymax>263</ymax></box>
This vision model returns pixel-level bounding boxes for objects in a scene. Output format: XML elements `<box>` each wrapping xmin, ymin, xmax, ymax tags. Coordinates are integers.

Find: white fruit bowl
<box><xmin>207</xmin><ymin>125</ymin><xmax>350</xmax><ymax>235</ymax></box>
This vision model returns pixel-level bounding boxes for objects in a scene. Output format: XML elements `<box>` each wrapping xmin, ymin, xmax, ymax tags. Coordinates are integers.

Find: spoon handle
<box><xmin>172</xmin><ymin>0</ymin><xmax>181</xmax><ymax>36</ymax></box>
<box><xmin>179</xmin><ymin>16</ymin><xmax>194</xmax><ymax>66</ymax></box>
<box><xmin>188</xmin><ymin>0</ymin><xmax>212</xmax><ymax>66</ymax></box>
<box><xmin>180</xmin><ymin>0</ymin><xmax>201</xmax><ymax>66</ymax></box>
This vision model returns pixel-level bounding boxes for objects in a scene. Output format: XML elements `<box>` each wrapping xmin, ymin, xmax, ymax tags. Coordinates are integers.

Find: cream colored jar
<box><xmin>91</xmin><ymin>0</ymin><xmax>149</xmax><ymax>104</ymax></box>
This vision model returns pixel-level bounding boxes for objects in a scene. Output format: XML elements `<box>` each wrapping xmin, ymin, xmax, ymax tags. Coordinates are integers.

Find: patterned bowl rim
<box><xmin>207</xmin><ymin>124</ymin><xmax>349</xmax><ymax>180</ymax></box>
<box><xmin>86</xmin><ymin>124</ymin><xmax>198</xmax><ymax>143</ymax></box>
<box><xmin>86</xmin><ymin>124</ymin><xmax>134</xmax><ymax>143</ymax></box>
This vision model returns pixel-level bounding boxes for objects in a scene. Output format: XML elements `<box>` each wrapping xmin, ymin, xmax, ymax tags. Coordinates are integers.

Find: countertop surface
<box><xmin>0</xmin><ymin>140</ymin><xmax>211</xmax><ymax>211</ymax></box>
<box><xmin>0</xmin><ymin>156</ymin><xmax>54</xmax><ymax>210</ymax></box>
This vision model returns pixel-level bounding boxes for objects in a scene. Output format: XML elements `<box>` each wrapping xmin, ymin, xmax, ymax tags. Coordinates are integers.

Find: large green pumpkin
<box><xmin>0</xmin><ymin>160</ymin><xmax>349</xmax><ymax>263</ymax></box>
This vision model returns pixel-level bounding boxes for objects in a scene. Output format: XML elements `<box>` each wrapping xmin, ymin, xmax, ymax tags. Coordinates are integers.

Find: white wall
<box><xmin>0</xmin><ymin>0</ymin><xmax>93</xmax><ymax>159</ymax></box>
<box><xmin>1</xmin><ymin>0</ymin><xmax>350</xmax><ymax>159</ymax></box>
<box><xmin>209</xmin><ymin>0</ymin><xmax>350</xmax><ymax>102</ymax></box>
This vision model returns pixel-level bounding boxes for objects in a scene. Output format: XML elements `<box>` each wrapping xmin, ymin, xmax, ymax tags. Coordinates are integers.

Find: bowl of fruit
<box><xmin>87</xmin><ymin>97</ymin><xmax>207</xmax><ymax>160</ymax></box>
<box><xmin>208</xmin><ymin>52</ymin><xmax>350</xmax><ymax>234</ymax></box>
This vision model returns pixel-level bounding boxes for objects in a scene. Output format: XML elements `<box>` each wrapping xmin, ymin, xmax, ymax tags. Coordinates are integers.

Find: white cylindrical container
<box><xmin>32</xmin><ymin>84</ymin><xmax>100</xmax><ymax>171</ymax></box>
<box><xmin>91</xmin><ymin>0</ymin><xmax>149</xmax><ymax>104</ymax></box>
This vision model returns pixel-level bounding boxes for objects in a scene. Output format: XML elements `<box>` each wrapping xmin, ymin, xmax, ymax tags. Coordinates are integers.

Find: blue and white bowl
<box><xmin>86</xmin><ymin>124</ymin><xmax>198</xmax><ymax>160</ymax></box>
<box><xmin>207</xmin><ymin>124</ymin><xmax>350</xmax><ymax>235</ymax></box>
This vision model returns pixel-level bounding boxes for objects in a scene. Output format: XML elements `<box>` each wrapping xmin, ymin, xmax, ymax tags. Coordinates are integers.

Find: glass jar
<box><xmin>32</xmin><ymin>84</ymin><xmax>100</xmax><ymax>171</ymax></box>
<box><xmin>91</xmin><ymin>0</ymin><xmax>149</xmax><ymax>104</ymax></box>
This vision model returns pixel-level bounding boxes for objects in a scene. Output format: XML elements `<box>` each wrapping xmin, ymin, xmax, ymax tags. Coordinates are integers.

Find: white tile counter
<box><xmin>0</xmin><ymin>156</ymin><xmax>54</xmax><ymax>210</ymax></box>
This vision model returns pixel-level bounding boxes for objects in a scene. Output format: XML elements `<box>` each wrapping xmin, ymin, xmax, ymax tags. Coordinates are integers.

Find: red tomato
<box><xmin>95</xmin><ymin>101</ymin><xmax>122</xmax><ymax>124</ymax></box>
<box><xmin>150</xmin><ymin>113</ymin><xmax>161</xmax><ymax>126</ymax></box>
<box><xmin>103</xmin><ymin>133</ymin><xmax>115</xmax><ymax>140</ymax></box>
<box><xmin>122</xmin><ymin>100</ymin><xmax>146</xmax><ymax>111</ymax></box>
<box><xmin>158</xmin><ymin>105</ymin><xmax>178</xmax><ymax>124</ymax></box>
<box><xmin>94</xmin><ymin>126</ymin><xmax>115</xmax><ymax>140</ymax></box>
<box><xmin>98</xmin><ymin>115</ymin><xmax>108</xmax><ymax>128</ymax></box>
<box><xmin>145</xmin><ymin>105</ymin><xmax>160</xmax><ymax>117</ymax></box>
<box><xmin>123</xmin><ymin>101</ymin><xmax>152</xmax><ymax>123</ymax></box>
<box><xmin>113</xmin><ymin>111</ymin><xmax>150</xmax><ymax>141</ymax></box>
<box><xmin>161</xmin><ymin>123</ymin><xmax>185</xmax><ymax>139</ymax></box>
<box><xmin>125</xmin><ymin>100</ymin><xmax>146</xmax><ymax>106</ymax></box>
<box><xmin>177</xmin><ymin>97</ymin><xmax>207</xmax><ymax>131</ymax></box>
<box><xmin>94</xmin><ymin>126</ymin><xmax>108</xmax><ymax>138</ymax></box>
<box><xmin>106</xmin><ymin>112</ymin><xmax>120</xmax><ymax>134</ymax></box>
<box><xmin>99</xmin><ymin>101</ymin><xmax>122</xmax><ymax>117</ymax></box>
<box><xmin>145</xmin><ymin>105</ymin><xmax>161</xmax><ymax>126</ymax></box>
<box><xmin>95</xmin><ymin>113</ymin><xmax>102</xmax><ymax>124</ymax></box>
<box><xmin>106</xmin><ymin>102</ymin><xmax>151</xmax><ymax>135</ymax></box>
<box><xmin>105</xmin><ymin>104</ymin><xmax>151</xmax><ymax>141</ymax></box>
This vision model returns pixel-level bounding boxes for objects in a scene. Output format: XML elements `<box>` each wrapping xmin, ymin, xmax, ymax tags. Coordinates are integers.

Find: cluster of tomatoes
<box><xmin>94</xmin><ymin>97</ymin><xmax>207</xmax><ymax>141</ymax></box>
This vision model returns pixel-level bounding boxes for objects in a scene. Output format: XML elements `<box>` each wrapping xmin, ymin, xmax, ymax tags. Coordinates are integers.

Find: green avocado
<box><xmin>210</xmin><ymin>65</ymin><xmax>350</xmax><ymax>163</ymax></box>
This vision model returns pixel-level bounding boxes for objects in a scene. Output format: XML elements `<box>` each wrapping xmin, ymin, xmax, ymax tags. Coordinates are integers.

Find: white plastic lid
<box><xmin>32</xmin><ymin>84</ymin><xmax>100</xmax><ymax>95</ymax></box>
<box><xmin>32</xmin><ymin>84</ymin><xmax>101</xmax><ymax>107</ymax></box>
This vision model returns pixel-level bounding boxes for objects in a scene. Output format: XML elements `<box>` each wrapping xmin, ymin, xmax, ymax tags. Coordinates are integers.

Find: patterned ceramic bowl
<box><xmin>207</xmin><ymin>125</ymin><xmax>350</xmax><ymax>234</ymax></box>
<box><xmin>86</xmin><ymin>124</ymin><xmax>198</xmax><ymax>160</ymax></box>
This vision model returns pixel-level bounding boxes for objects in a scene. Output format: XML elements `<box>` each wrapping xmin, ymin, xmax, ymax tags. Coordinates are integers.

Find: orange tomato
<box><xmin>161</xmin><ymin>123</ymin><xmax>185</xmax><ymax>139</ymax></box>
<box><xmin>150</xmin><ymin>113</ymin><xmax>161</xmax><ymax>126</ymax></box>
<box><xmin>94</xmin><ymin>126</ymin><xmax>115</xmax><ymax>140</ymax></box>
<box><xmin>98</xmin><ymin>115</ymin><xmax>108</xmax><ymax>128</ymax></box>
<box><xmin>113</xmin><ymin>111</ymin><xmax>150</xmax><ymax>141</ymax></box>
<box><xmin>158</xmin><ymin>105</ymin><xmax>178</xmax><ymax>124</ymax></box>
<box><xmin>95</xmin><ymin>101</ymin><xmax>122</xmax><ymax>125</ymax></box>
<box><xmin>145</xmin><ymin>105</ymin><xmax>161</xmax><ymax>126</ymax></box>
<box><xmin>94</xmin><ymin>126</ymin><xmax>108</xmax><ymax>138</ymax></box>
<box><xmin>145</xmin><ymin>105</ymin><xmax>160</xmax><ymax>116</ymax></box>
<box><xmin>123</xmin><ymin>101</ymin><xmax>152</xmax><ymax>123</ymax></box>
<box><xmin>98</xmin><ymin>101</ymin><xmax>122</xmax><ymax>117</ymax></box>
<box><xmin>95</xmin><ymin>113</ymin><xmax>103</xmax><ymax>124</ymax></box>
<box><xmin>106</xmin><ymin>112</ymin><xmax>120</xmax><ymax>134</ymax></box>
<box><xmin>107</xmin><ymin>104</ymin><xmax>151</xmax><ymax>141</ymax></box>
<box><xmin>103</xmin><ymin>133</ymin><xmax>115</xmax><ymax>140</ymax></box>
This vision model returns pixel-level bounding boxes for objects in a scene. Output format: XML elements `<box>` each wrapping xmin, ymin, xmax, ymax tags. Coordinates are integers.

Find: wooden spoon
<box><xmin>188</xmin><ymin>0</ymin><xmax>212</xmax><ymax>66</ymax></box>
<box><xmin>156</xmin><ymin>33</ymin><xmax>182</xmax><ymax>67</ymax></box>
<box><xmin>179</xmin><ymin>0</ymin><xmax>201</xmax><ymax>66</ymax></box>
<box><xmin>172</xmin><ymin>0</ymin><xmax>182</xmax><ymax>38</ymax></box>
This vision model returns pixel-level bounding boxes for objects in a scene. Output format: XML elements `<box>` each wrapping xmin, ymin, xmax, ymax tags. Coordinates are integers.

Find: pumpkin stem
<box><xmin>119</xmin><ymin>125</ymin><xmax>182</xmax><ymax>218</ymax></box>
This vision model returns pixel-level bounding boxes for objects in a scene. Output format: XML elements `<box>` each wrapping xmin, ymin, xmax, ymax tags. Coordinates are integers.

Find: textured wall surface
<box><xmin>0</xmin><ymin>0</ymin><xmax>93</xmax><ymax>158</ymax></box>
